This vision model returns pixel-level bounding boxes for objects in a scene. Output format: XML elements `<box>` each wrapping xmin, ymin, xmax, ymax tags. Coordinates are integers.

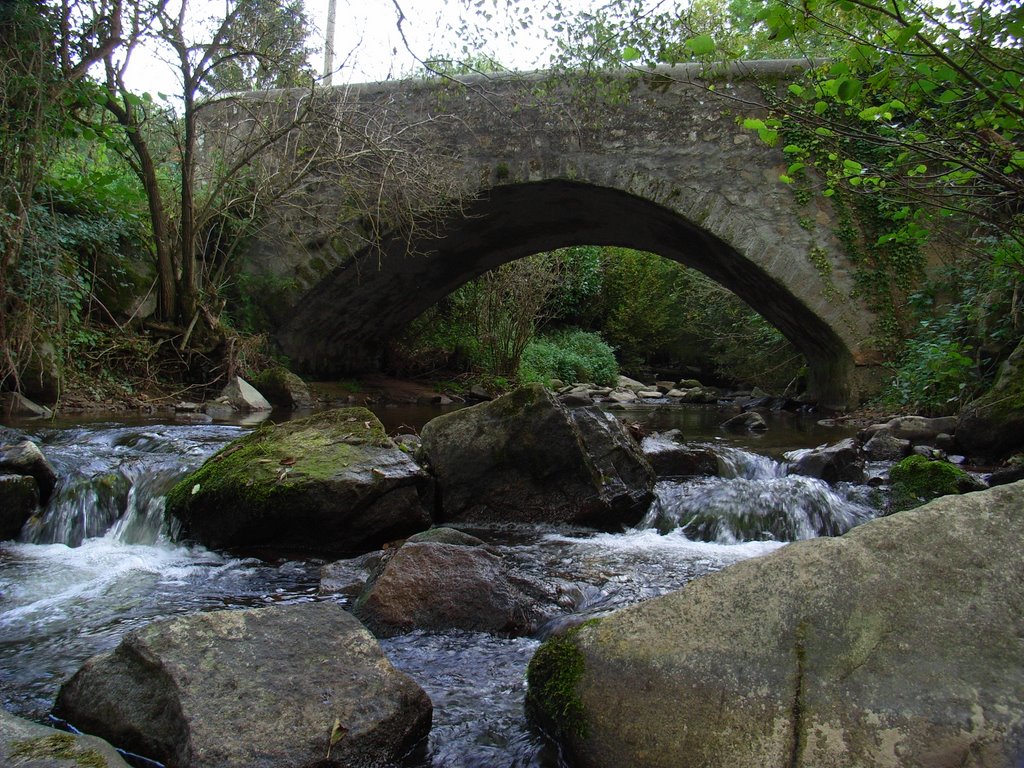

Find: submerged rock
<box><xmin>165</xmin><ymin>408</ymin><xmax>433</xmax><ymax>555</ymax></box>
<box><xmin>354</xmin><ymin>539</ymin><xmax>538</xmax><ymax>637</ymax></box>
<box><xmin>640</xmin><ymin>432</ymin><xmax>719</xmax><ymax>478</ymax></box>
<box><xmin>54</xmin><ymin>602</ymin><xmax>432</xmax><ymax>768</ymax></box>
<box><xmin>0</xmin><ymin>708</ymin><xmax>131</xmax><ymax>768</ymax></box>
<box><xmin>418</xmin><ymin>385</ymin><xmax>654</xmax><ymax>529</ymax></box>
<box><xmin>527</xmin><ymin>480</ymin><xmax>1024</xmax><ymax>768</ymax></box>
<box><xmin>788</xmin><ymin>438</ymin><xmax>864</xmax><ymax>484</ymax></box>
<box><xmin>720</xmin><ymin>411</ymin><xmax>767</xmax><ymax>432</ymax></box>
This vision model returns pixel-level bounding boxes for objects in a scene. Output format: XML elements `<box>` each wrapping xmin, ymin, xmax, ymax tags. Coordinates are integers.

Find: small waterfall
<box><xmin>644</xmin><ymin>445</ymin><xmax>875</xmax><ymax>543</ymax></box>
<box><xmin>17</xmin><ymin>423</ymin><xmax>243</xmax><ymax>548</ymax></box>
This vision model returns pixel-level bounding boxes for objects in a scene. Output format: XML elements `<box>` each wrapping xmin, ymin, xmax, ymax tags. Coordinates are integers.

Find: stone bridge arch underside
<box><xmin>258</xmin><ymin>62</ymin><xmax>881</xmax><ymax>408</ymax></box>
<box><xmin>279</xmin><ymin>180</ymin><xmax>871</xmax><ymax>408</ymax></box>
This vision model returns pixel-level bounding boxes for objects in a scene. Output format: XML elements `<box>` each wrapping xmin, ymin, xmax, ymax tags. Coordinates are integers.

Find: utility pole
<box><xmin>323</xmin><ymin>0</ymin><xmax>336</xmax><ymax>85</ymax></box>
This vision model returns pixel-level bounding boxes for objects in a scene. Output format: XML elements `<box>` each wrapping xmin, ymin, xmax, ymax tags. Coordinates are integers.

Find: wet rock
<box><xmin>54</xmin><ymin>602</ymin><xmax>432</xmax><ymax>768</ymax></box>
<box><xmin>607</xmin><ymin>389</ymin><xmax>638</xmax><ymax>404</ymax></box>
<box><xmin>219</xmin><ymin>375</ymin><xmax>272</xmax><ymax>412</ymax></box>
<box><xmin>720</xmin><ymin>411</ymin><xmax>768</xmax><ymax>432</ymax></box>
<box><xmin>251</xmin><ymin>366</ymin><xmax>314</xmax><ymax>409</ymax></box>
<box><xmin>354</xmin><ymin>540</ymin><xmax>537</xmax><ymax>637</ymax></box>
<box><xmin>559</xmin><ymin>391</ymin><xmax>595</xmax><ymax>407</ymax></box>
<box><xmin>406</xmin><ymin>526</ymin><xmax>489</xmax><ymax>548</ymax></box>
<box><xmin>0</xmin><ymin>392</ymin><xmax>53</xmax><ymax>418</ymax></box>
<box><xmin>527</xmin><ymin>481</ymin><xmax>1024</xmax><ymax>768</ymax></box>
<box><xmin>165</xmin><ymin>408</ymin><xmax>433</xmax><ymax>555</ymax></box>
<box><xmin>888</xmin><ymin>454</ymin><xmax>986</xmax><ymax>513</ymax></box>
<box><xmin>640</xmin><ymin>431</ymin><xmax>719</xmax><ymax>478</ymax></box>
<box><xmin>418</xmin><ymin>385</ymin><xmax>654</xmax><ymax>529</ymax></box>
<box><xmin>0</xmin><ymin>708</ymin><xmax>131</xmax><ymax>768</ymax></box>
<box><xmin>989</xmin><ymin>465</ymin><xmax>1024</xmax><ymax>487</ymax></box>
<box><xmin>788</xmin><ymin>438</ymin><xmax>864</xmax><ymax>484</ymax></box>
<box><xmin>0</xmin><ymin>440</ymin><xmax>58</xmax><ymax>504</ymax></box>
<box><xmin>0</xmin><ymin>474</ymin><xmax>39</xmax><ymax>539</ymax></box>
<box><xmin>863</xmin><ymin>432</ymin><xmax>910</xmax><ymax>461</ymax></box>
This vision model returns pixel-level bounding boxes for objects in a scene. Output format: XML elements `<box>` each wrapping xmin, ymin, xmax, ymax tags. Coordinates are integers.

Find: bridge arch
<box><xmin>277</xmin><ymin>179</ymin><xmax>862</xmax><ymax>407</ymax></box>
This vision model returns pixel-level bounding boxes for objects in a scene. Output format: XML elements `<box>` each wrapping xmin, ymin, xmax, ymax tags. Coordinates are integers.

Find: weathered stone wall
<box><xmin>208</xmin><ymin>61</ymin><xmax>881</xmax><ymax>406</ymax></box>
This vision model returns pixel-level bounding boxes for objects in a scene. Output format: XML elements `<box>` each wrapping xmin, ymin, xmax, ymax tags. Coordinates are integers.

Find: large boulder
<box><xmin>640</xmin><ymin>431</ymin><xmax>719</xmax><ymax>478</ymax></box>
<box><xmin>526</xmin><ymin>481</ymin><xmax>1024</xmax><ymax>768</ymax></box>
<box><xmin>54</xmin><ymin>602</ymin><xmax>432</xmax><ymax>768</ymax></box>
<box><xmin>418</xmin><ymin>385</ymin><xmax>654</xmax><ymax>529</ymax></box>
<box><xmin>957</xmin><ymin>336</ymin><xmax>1024</xmax><ymax>459</ymax></box>
<box><xmin>220</xmin><ymin>375</ymin><xmax>272</xmax><ymax>412</ymax></box>
<box><xmin>788</xmin><ymin>438</ymin><xmax>865</xmax><ymax>484</ymax></box>
<box><xmin>1</xmin><ymin>708</ymin><xmax>132</xmax><ymax>768</ymax></box>
<box><xmin>353</xmin><ymin>538</ymin><xmax>538</xmax><ymax>637</ymax></box>
<box><xmin>165</xmin><ymin>408</ymin><xmax>433</xmax><ymax>555</ymax></box>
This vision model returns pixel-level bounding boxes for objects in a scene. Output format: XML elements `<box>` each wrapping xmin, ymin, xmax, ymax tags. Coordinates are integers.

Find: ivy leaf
<box><xmin>622</xmin><ymin>46</ymin><xmax>642</xmax><ymax>62</ymax></box>
<box><xmin>684</xmin><ymin>34</ymin><xmax>715</xmax><ymax>56</ymax></box>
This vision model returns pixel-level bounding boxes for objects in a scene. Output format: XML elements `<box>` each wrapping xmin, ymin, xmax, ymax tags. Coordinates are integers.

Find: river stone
<box><xmin>220</xmin><ymin>375</ymin><xmax>272</xmax><ymax>411</ymax></box>
<box><xmin>251</xmin><ymin>367</ymin><xmax>314</xmax><ymax>409</ymax></box>
<box><xmin>863</xmin><ymin>431</ymin><xmax>910</xmax><ymax>461</ymax></box>
<box><xmin>0</xmin><ymin>391</ymin><xmax>53</xmax><ymax>418</ymax></box>
<box><xmin>354</xmin><ymin>540</ymin><xmax>537</xmax><ymax>637</ymax></box>
<box><xmin>54</xmin><ymin>602</ymin><xmax>432</xmax><ymax>768</ymax></box>
<box><xmin>165</xmin><ymin>408</ymin><xmax>433</xmax><ymax>555</ymax></box>
<box><xmin>0</xmin><ymin>708</ymin><xmax>132</xmax><ymax>768</ymax></box>
<box><xmin>887</xmin><ymin>454</ymin><xmax>986</xmax><ymax>513</ymax></box>
<box><xmin>526</xmin><ymin>480</ymin><xmax>1024</xmax><ymax>768</ymax></box>
<box><xmin>418</xmin><ymin>385</ymin><xmax>654</xmax><ymax>529</ymax></box>
<box><xmin>640</xmin><ymin>432</ymin><xmax>719</xmax><ymax>478</ymax></box>
<box><xmin>0</xmin><ymin>474</ymin><xmax>39</xmax><ymax>539</ymax></box>
<box><xmin>0</xmin><ymin>440</ymin><xmax>58</xmax><ymax>505</ymax></box>
<box><xmin>788</xmin><ymin>438</ymin><xmax>864</xmax><ymax>484</ymax></box>
<box><xmin>720</xmin><ymin>411</ymin><xmax>768</xmax><ymax>432</ymax></box>
<box><xmin>957</xmin><ymin>336</ymin><xmax>1024</xmax><ymax>459</ymax></box>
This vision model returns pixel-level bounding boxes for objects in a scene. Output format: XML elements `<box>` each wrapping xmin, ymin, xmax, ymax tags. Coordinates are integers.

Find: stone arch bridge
<box><xmin>223</xmin><ymin>60</ymin><xmax>881</xmax><ymax>408</ymax></box>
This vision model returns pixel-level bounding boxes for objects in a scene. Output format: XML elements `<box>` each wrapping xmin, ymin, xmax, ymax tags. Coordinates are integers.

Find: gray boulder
<box><xmin>527</xmin><ymin>480</ymin><xmax>1024</xmax><ymax>768</ymax></box>
<box><xmin>721</xmin><ymin>411</ymin><xmax>768</xmax><ymax>432</ymax></box>
<box><xmin>863</xmin><ymin>431</ymin><xmax>910</xmax><ymax>461</ymax></box>
<box><xmin>1</xmin><ymin>708</ymin><xmax>131</xmax><ymax>768</ymax></box>
<box><xmin>354</xmin><ymin>540</ymin><xmax>537</xmax><ymax>637</ymax></box>
<box><xmin>54</xmin><ymin>603</ymin><xmax>432</xmax><ymax>768</ymax></box>
<box><xmin>788</xmin><ymin>438</ymin><xmax>864</xmax><ymax>484</ymax></box>
<box><xmin>0</xmin><ymin>474</ymin><xmax>39</xmax><ymax>539</ymax></box>
<box><xmin>165</xmin><ymin>408</ymin><xmax>433</xmax><ymax>555</ymax></box>
<box><xmin>418</xmin><ymin>385</ymin><xmax>654</xmax><ymax>529</ymax></box>
<box><xmin>0</xmin><ymin>392</ymin><xmax>53</xmax><ymax>418</ymax></box>
<box><xmin>640</xmin><ymin>432</ymin><xmax>719</xmax><ymax>478</ymax></box>
<box><xmin>0</xmin><ymin>440</ymin><xmax>58</xmax><ymax>504</ymax></box>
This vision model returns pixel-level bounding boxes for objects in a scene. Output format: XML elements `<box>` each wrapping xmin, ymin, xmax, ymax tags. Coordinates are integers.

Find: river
<box><xmin>0</xmin><ymin>404</ymin><xmax>873</xmax><ymax>767</ymax></box>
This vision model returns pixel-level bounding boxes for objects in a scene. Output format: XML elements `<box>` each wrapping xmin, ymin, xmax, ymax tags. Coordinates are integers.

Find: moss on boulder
<box><xmin>525</xmin><ymin>621</ymin><xmax>597</xmax><ymax>741</ymax></box>
<box><xmin>165</xmin><ymin>407</ymin><xmax>433</xmax><ymax>555</ymax></box>
<box><xmin>251</xmin><ymin>366</ymin><xmax>314</xmax><ymax>409</ymax></box>
<box><xmin>888</xmin><ymin>454</ymin><xmax>984</xmax><ymax>513</ymax></box>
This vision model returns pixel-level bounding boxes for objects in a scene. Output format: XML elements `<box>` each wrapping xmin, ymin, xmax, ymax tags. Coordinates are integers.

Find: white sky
<box><xmin>123</xmin><ymin>0</ymin><xmax>555</xmax><ymax>97</ymax></box>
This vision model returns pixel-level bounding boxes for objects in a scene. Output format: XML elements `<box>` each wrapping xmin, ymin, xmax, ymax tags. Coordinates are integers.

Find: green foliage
<box><xmin>518</xmin><ymin>329</ymin><xmax>618</xmax><ymax>386</ymax></box>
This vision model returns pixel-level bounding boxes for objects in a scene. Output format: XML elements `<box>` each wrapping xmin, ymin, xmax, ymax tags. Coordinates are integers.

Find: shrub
<box><xmin>518</xmin><ymin>329</ymin><xmax>618</xmax><ymax>386</ymax></box>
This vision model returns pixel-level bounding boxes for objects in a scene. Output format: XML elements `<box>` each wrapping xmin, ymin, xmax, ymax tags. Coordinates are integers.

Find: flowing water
<box><xmin>0</xmin><ymin>406</ymin><xmax>870</xmax><ymax>767</ymax></box>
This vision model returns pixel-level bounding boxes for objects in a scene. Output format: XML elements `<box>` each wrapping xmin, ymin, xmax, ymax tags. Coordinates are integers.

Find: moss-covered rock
<box><xmin>888</xmin><ymin>454</ymin><xmax>984</xmax><ymax>513</ymax></box>
<box><xmin>531</xmin><ymin>482</ymin><xmax>1024</xmax><ymax>767</ymax></box>
<box><xmin>0</xmin><ymin>709</ymin><xmax>131</xmax><ymax>768</ymax></box>
<box><xmin>251</xmin><ymin>366</ymin><xmax>314</xmax><ymax>409</ymax></box>
<box><xmin>165</xmin><ymin>407</ymin><xmax>433</xmax><ymax>555</ymax></box>
<box><xmin>525</xmin><ymin>621</ymin><xmax>596</xmax><ymax>742</ymax></box>
<box><xmin>957</xmin><ymin>335</ymin><xmax>1024</xmax><ymax>459</ymax></box>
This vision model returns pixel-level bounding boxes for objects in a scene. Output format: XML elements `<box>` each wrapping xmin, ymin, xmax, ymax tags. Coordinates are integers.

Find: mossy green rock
<box><xmin>888</xmin><ymin>454</ymin><xmax>984</xmax><ymax>513</ymax></box>
<box><xmin>165</xmin><ymin>408</ymin><xmax>433</xmax><ymax>555</ymax></box>
<box><xmin>1</xmin><ymin>709</ymin><xmax>131</xmax><ymax>767</ymax></box>
<box><xmin>527</xmin><ymin>481</ymin><xmax>1024</xmax><ymax>768</ymax></box>
<box><xmin>957</xmin><ymin>336</ymin><xmax>1024</xmax><ymax>459</ymax></box>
